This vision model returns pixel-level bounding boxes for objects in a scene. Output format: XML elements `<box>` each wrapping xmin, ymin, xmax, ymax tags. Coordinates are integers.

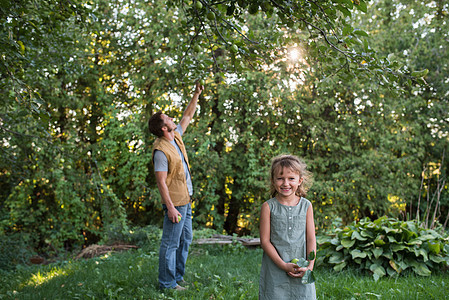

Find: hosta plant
<box><xmin>318</xmin><ymin>217</ymin><xmax>449</xmax><ymax>280</ymax></box>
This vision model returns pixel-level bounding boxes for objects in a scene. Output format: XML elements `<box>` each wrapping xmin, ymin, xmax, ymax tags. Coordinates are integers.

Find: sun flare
<box><xmin>289</xmin><ymin>48</ymin><xmax>301</xmax><ymax>62</ymax></box>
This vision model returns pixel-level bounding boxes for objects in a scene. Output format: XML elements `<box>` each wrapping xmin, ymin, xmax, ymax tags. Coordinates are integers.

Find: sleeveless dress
<box><xmin>259</xmin><ymin>197</ymin><xmax>317</xmax><ymax>300</ymax></box>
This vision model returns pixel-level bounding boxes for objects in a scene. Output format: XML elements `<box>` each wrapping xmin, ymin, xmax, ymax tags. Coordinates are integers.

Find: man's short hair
<box><xmin>148</xmin><ymin>111</ymin><xmax>164</xmax><ymax>137</ymax></box>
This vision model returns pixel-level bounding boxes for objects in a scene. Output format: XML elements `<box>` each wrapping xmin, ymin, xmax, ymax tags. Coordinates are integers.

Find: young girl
<box><xmin>259</xmin><ymin>154</ymin><xmax>316</xmax><ymax>300</ymax></box>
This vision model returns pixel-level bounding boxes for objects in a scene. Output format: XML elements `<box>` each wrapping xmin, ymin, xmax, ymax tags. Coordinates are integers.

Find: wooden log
<box><xmin>193</xmin><ymin>237</ymin><xmax>260</xmax><ymax>247</ymax></box>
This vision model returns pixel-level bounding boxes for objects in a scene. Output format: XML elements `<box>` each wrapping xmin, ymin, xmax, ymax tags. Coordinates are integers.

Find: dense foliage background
<box><xmin>1</xmin><ymin>0</ymin><xmax>448</xmax><ymax>260</ymax></box>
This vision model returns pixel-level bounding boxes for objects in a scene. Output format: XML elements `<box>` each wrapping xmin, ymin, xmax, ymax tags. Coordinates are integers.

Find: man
<box><xmin>148</xmin><ymin>82</ymin><xmax>204</xmax><ymax>291</ymax></box>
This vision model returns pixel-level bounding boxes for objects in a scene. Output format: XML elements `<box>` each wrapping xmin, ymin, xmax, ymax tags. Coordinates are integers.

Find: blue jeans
<box><xmin>158</xmin><ymin>202</ymin><xmax>193</xmax><ymax>289</ymax></box>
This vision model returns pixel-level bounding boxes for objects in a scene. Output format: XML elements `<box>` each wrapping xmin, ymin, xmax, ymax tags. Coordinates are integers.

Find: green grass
<box><xmin>0</xmin><ymin>243</ymin><xmax>448</xmax><ymax>299</ymax></box>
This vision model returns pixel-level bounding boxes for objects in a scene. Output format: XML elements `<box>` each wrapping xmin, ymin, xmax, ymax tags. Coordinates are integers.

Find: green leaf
<box><xmin>353</xmin><ymin>29</ymin><xmax>369</xmax><ymax>37</ymax></box>
<box><xmin>413</xmin><ymin>248</ymin><xmax>429</xmax><ymax>262</ymax></box>
<box><xmin>427</xmin><ymin>241</ymin><xmax>441</xmax><ymax>255</ymax></box>
<box><xmin>301</xmin><ymin>269</ymin><xmax>315</xmax><ymax>284</ymax></box>
<box><xmin>406</xmin><ymin>239</ymin><xmax>422</xmax><ymax>246</ymax></box>
<box><xmin>352</xmin><ymin>231</ymin><xmax>367</xmax><ymax>241</ymax></box>
<box><xmin>329</xmin><ymin>252</ymin><xmax>344</xmax><ymax>264</ymax></box>
<box><xmin>341</xmin><ymin>238</ymin><xmax>356</xmax><ymax>248</ymax></box>
<box><xmin>382</xmin><ymin>226</ymin><xmax>398</xmax><ymax>234</ymax></box>
<box><xmin>350</xmin><ymin>249</ymin><xmax>367</xmax><ymax>259</ymax></box>
<box><xmin>355</xmin><ymin>0</ymin><xmax>368</xmax><ymax>13</ymax></box>
<box><xmin>370</xmin><ymin>263</ymin><xmax>386</xmax><ymax>278</ymax></box>
<box><xmin>333</xmin><ymin>261</ymin><xmax>347</xmax><ymax>272</ymax></box>
<box><xmin>408</xmin><ymin>260</ymin><xmax>431</xmax><ymax>276</ymax></box>
<box><xmin>402</xmin><ymin>229</ymin><xmax>417</xmax><ymax>241</ymax></box>
<box><xmin>374</xmin><ymin>238</ymin><xmax>386</xmax><ymax>246</ymax></box>
<box><xmin>343</xmin><ymin>24</ymin><xmax>353</xmax><ymax>36</ymax></box>
<box><xmin>411</xmin><ymin>69</ymin><xmax>429</xmax><ymax>77</ymax></box>
<box><xmin>336</xmin><ymin>5</ymin><xmax>351</xmax><ymax>17</ymax></box>
<box><xmin>391</xmin><ymin>244</ymin><xmax>408</xmax><ymax>252</ymax></box>
<box><xmin>429</xmin><ymin>254</ymin><xmax>446</xmax><ymax>264</ymax></box>
<box><xmin>372</xmin><ymin>248</ymin><xmax>383</xmax><ymax>259</ymax></box>
<box><xmin>307</xmin><ymin>251</ymin><xmax>316</xmax><ymax>261</ymax></box>
<box><xmin>360</xmin><ymin>230</ymin><xmax>373</xmax><ymax>238</ymax></box>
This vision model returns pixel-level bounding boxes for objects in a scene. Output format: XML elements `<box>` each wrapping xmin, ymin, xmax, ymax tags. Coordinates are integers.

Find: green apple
<box><xmin>291</xmin><ymin>258</ymin><xmax>299</xmax><ymax>264</ymax></box>
<box><xmin>195</xmin><ymin>1</ymin><xmax>203</xmax><ymax>10</ymax></box>
<box><xmin>206</xmin><ymin>12</ymin><xmax>215</xmax><ymax>21</ymax></box>
<box><xmin>230</xmin><ymin>44</ymin><xmax>238</xmax><ymax>53</ymax></box>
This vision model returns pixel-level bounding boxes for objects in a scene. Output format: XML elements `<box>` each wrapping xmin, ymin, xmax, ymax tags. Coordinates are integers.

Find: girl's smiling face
<box><xmin>273</xmin><ymin>167</ymin><xmax>303</xmax><ymax>199</ymax></box>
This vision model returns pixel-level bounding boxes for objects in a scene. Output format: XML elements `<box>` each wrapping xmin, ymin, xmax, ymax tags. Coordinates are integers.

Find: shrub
<box><xmin>318</xmin><ymin>216</ymin><xmax>449</xmax><ymax>280</ymax></box>
<box><xmin>0</xmin><ymin>232</ymin><xmax>35</xmax><ymax>271</ymax></box>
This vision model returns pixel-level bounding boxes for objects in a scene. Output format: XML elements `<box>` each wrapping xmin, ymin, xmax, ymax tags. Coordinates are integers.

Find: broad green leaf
<box><xmin>369</xmin><ymin>263</ymin><xmax>386</xmax><ymax>278</ymax></box>
<box><xmin>387</xmin><ymin>236</ymin><xmax>398</xmax><ymax>243</ymax></box>
<box><xmin>391</xmin><ymin>244</ymin><xmax>408</xmax><ymax>252</ymax></box>
<box><xmin>406</xmin><ymin>239</ymin><xmax>422</xmax><ymax>246</ymax></box>
<box><xmin>329</xmin><ymin>252</ymin><xmax>344</xmax><ymax>264</ymax></box>
<box><xmin>372</xmin><ymin>248</ymin><xmax>383</xmax><ymax>259</ymax></box>
<box><xmin>333</xmin><ymin>261</ymin><xmax>347</xmax><ymax>272</ymax></box>
<box><xmin>386</xmin><ymin>267</ymin><xmax>397</xmax><ymax>277</ymax></box>
<box><xmin>374</xmin><ymin>238</ymin><xmax>386</xmax><ymax>246</ymax></box>
<box><xmin>341</xmin><ymin>238</ymin><xmax>356</xmax><ymax>248</ymax></box>
<box><xmin>350</xmin><ymin>249</ymin><xmax>367</xmax><ymax>259</ymax></box>
<box><xmin>402</xmin><ymin>229</ymin><xmax>417</xmax><ymax>241</ymax></box>
<box><xmin>352</xmin><ymin>231</ymin><xmax>367</xmax><ymax>241</ymax></box>
<box><xmin>429</xmin><ymin>254</ymin><xmax>446</xmax><ymax>264</ymax></box>
<box><xmin>382</xmin><ymin>226</ymin><xmax>398</xmax><ymax>234</ymax></box>
<box><xmin>408</xmin><ymin>261</ymin><xmax>431</xmax><ymax>276</ymax></box>
<box><xmin>413</xmin><ymin>248</ymin><xmax>429</xmax><ymax>262</ymax></box>
<box><xmin>330</xmin><ymin>238</ymin><xmax>340</xmax><ymax>246</ymax></box>
<box><xmin>417</xmin><ymin>234</ymin><xmax>439</xmax><ymax>241</ymax></box>
<box><xmin>307</xmin><ymin>251</ymin><xmax>316</xmax><ymax>261</ymax></box>
<box><xmin>301</xmin><ymin>269</ymin><xmax>315</xmax><ymax>284</ymax></box>
<box><xmin>382</xmin><ymin>249</ymin><xmax>393</xmax><ymax>260</ymax></box>
<box><xmin>427</xmin><ymin>241</ymin><xmax>441</xmax><ymax>255</ymax></box>
<box><xmin>360</xmin><ymin>230</ymin><xmax>373</xmax><ymax>238</ymax></box>
<box><xmin>397</xmin><ymin>260</ymin><xmax>409</xmax><ymax>271</ymax></box>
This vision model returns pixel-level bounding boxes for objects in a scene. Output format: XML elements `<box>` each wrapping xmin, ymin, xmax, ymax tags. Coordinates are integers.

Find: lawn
<box><xmin>1</xmin><ymin>242</ymin><xmax>448</xmax><ymax>299</ymax></box>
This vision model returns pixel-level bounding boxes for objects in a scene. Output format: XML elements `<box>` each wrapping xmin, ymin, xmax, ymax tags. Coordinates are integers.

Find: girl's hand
<box><xmin>284</xmin><ymin>262</ymin><xmax>302</xmax><ymax>274</ymax></box>
<box><xmin>287</xmin><ymin>266</ymin><xmax>308</xmax><ymax>278</ymax></box>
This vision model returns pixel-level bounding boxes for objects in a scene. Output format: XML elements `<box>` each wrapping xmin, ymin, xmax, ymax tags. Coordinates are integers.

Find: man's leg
<box><xmin>175</xmin><ymin>203</ymin><xmax>193</xmax><ymax>283</ymax></box>
<box><xmin>158</xmin><ymin>204</ymin><xmax>184</xmax><ymax>289</ymax></box>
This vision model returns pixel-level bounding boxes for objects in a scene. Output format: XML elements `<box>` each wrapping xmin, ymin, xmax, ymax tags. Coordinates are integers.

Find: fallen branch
<box><xmin>194</xmin><ymin>234</ymin><xmax>260</xmax><ymax>247</ymax></box>
<box><xmin>75</xmin><ymin>244</ymin><xmax>138</xmax><ymax>259</ymax></box>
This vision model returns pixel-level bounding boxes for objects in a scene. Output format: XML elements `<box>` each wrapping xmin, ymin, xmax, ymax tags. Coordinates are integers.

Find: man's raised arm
<box><xmin>179</xmin><ymin>81</ymin><xmax>204</xmax><ymax>133</ymax></box>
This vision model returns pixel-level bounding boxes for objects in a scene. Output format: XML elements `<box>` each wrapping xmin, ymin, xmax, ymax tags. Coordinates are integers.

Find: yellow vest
<box><xmin>152</xmin><ymin>131</ymin><xmax>191</xmax><ymax>206</ymax></box>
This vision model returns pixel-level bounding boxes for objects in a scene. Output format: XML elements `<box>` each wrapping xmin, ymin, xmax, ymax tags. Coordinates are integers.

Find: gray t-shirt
<box><xmin>154</xmin><ymin>125</ymin><xmax>193</xmax><ymax>196</ymax></box>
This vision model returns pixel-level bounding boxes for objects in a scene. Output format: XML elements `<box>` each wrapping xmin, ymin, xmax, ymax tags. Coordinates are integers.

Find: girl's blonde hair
<box><xmin>270</xmin><ymin>154</ymin><xmax>313</xmax><ymax>198</ymax></box>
